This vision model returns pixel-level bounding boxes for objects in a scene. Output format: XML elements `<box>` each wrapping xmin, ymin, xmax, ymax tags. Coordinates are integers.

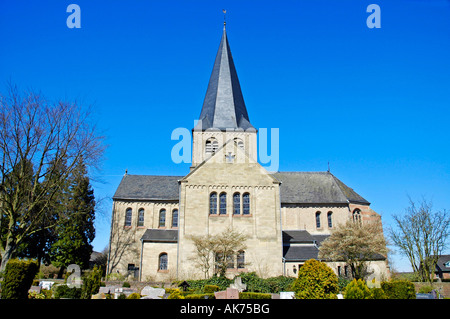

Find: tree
<box><xmin>291</xmin><ymin>259</ymin><xmax>338</xmax><ymax>299</ymax></box>
<box><xmin>0</xmin><ymin>85</ymin><xmax>104</xmax><ymax>270</ymax></box>
<box><xmin>318</xmin><ymin>219</ymin><xmax>387</xmax><ymax>280</ymax></box>
<box><xmin>50</xmin><ymin>159</ymin><xmax>96</xmax><ymax>270</ymax></box>
<box><xmin>388</xmin><ymin>197</ymin><xmax>450</xmax><ymax>284</ymax></box>
<box><xmin>189</xmin><ymin>227</ymin><xmax>247</xmax><ymax>278</ymax></box>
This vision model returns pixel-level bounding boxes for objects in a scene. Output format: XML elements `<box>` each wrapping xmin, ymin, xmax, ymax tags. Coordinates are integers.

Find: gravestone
<box><xmin>140</xmin><ymin>286</ymin><xmax>165</xmax><ymax>299</ymax></box>
<box><xmin>214</xmin><ymin>288</ymin><xmax>239</xmax><ymax>299</ymax></box>
<box><xmin>229</xmin><ymin>277</ymin><xmax>247</xmax><ymax>292</ymax></box>
<box><xmin>280</xmin><ymin>291</ymin><xmax>295</xmax><ymax>299</ymax></box>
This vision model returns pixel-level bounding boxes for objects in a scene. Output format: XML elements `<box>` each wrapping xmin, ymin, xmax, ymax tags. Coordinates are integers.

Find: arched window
<box><xmin>233</xmin><ymin>193</ymin><xmax>241</xmax><ymax>215</ymax></box>
<box><xmin>125</xmin><ymin>208</ymin><xmax>132</xmax><ymax>226</ymax></box>
<box><xmin>205</xmin><ymin>138</ymin><xmax>219</xmax><ymax>154</ymax></box>
<box><xmin>209</xmin><ymin>192</ymin><xmax>217</xmax><ymax>215</ymax></box>
<box><xmin>137</xmin><ymin>208</ymin><xmax>145</xmax><ymax>227</ymax></box>
<box><xmin>353</xmin><ymin>209</ymin><xmax>362</xmax><ymax>224</ymax></box>
<box><xmin>237</xmin><ymin>250</ymin><xmax>245</xmax><ymax>269</ymax></box>
<box><xmin>234</xmin><ymin>138</ymin><xmax>244</xmax><ymax>150</ymax></box>
<box><xmin>172</xmin><ymin>209</ymin><xmax>178</xmax><ymax>228</ymax></box>
<box><xmin>159</xmin><ymin>253</ymin><xmax>168</xmax><ymax>271</ymax></box>
<box><xmin>159</xmin><ymin>209</ymin><xmax>166</xmax><ymax>228</ymax></box>
<box><xmin>327</xmin><ymin>211</ymin><xmax>333</xmax><ymax>228</ymax></box>
<box><xmin>316</xmin><ymin>211</ymin><xmax>321</xmax><ymax>228</ymax></box>
<box><xmin>243</xmin><ymin>193</ymin><xmax>250</xmax><ymax>215</ymax></box>
<box><xmin>219</xmin><ymin>192</ymin><xmax>227</xmax><ymax>215</ymax></box>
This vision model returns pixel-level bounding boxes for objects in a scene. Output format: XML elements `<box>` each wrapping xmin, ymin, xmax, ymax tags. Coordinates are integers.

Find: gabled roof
<box><xmin>436</xmin><ymin>255</ymin><xmax>450</xmax><ymax>273</ymax></box>
<box><xmin>194</xmin><ymin>26</ymin><xmax>255</xmax><ymax>132</ymax></box>
<box><xmin>112</xmin><ymin>172</ymin><xmax>369</xmax><ymax>206</ymax></box>
<box><xmin>273</xmin><ymin>172</ymin><xmax>370</xmax><ymax>205</ymax></box>
<box><xmin>141</xmin><ymin>229</ymin><xmax>178</xmax><ymax>243</ymax></box>
<box><xmin>113</xmin><ymin>174</ymin><xmax>182</xmax><ymax>201</ymax></box>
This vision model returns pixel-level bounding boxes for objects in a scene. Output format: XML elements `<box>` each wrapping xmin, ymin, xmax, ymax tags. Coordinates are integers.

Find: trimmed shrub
<box><xmin>265</xmin><ymin>276</ymin><xmax>295</xmax><ymax>293</ymax></box>
<box><xmin>291</xmin><ymin>259</ymin><xmax>339</xmax><ymax>299</ymax></box>
<box><xmin>2</xmin><ymin>259</ymin><xmax>39</xmax><ymax>299</ymax></box>
<box><xmin>185</xmin><ymin>293</ymin><xmax>215</xmax><ymax>299</ymax></box>
<box><xmin>81</xmin><ymin>265</ymin><xmax>102</xmax><ymax>299</ymax></box>
<box><xmin>168</xmin><ymin>289</ymin><xmax>185</xmax><ymax>299</ymax></box>
<box><xmin>54</xmin><ymin>284</ymin><xmax>82</xmax><ymax>299</ymax></box>
<box><xmin>204</xmin><ymin>285</ymin><xmax>220</xmax><ymax>293</ymax></box>
<box><xmin>344</xmin><ymin>279</ymin><xmax>371</xmax><ymax>299</ymax></box>
<box><xmin>239</xmin><ymin>292</ymin><xmax>272</xmax><ymax>299</ymax></box>
<box><xmin>127</xmin><ymin>293</ymin><xmax>141</xmax><ymax>299</ymax></box>
<box><xmin>370</xmin><ymin>287</ymin><xmax>387</xmax><ymax>299</ymax></box>
<box><xmin>381</xmin><ymin>280</ymin><xmax>416</xmax><ymax>299</ymax></box>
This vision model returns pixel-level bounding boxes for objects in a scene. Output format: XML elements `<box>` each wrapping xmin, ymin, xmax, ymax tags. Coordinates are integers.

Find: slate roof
<box><xmin>282</xmin><ymin>230</ymin><xmax>327</xmax><ymax>261</ymax></box>
<box><xmin>194</xmin><ymin>26</ymin><xmax>255</xmax><ymax>132</ymax></box>
<box><xmin>282</xmin><ymin>230</ymin><xmax>385</xmax><ymax>262</ymax></box>
<box><xmin>436</xmin><ymin>255</ymin><xmax>450</xmax><ymax>273</ymax></box>
<box><xmin>273</xmin><ymin>172</ymin><xmax>370</xmax><ymax>205</ymax></box>
<box><xmin>141</xmin><ymin>229</ymin><xmax>178</xmax><ymax>243</ymax></box>
<box><xmin>112</xmin><ymin>172</ymin><xmax>369</xmax><ymax>206</ymax></box>
<box><xmin>113</xmin><ymin>175</ymin><xmax>182</xmax><ymax>201</ymax></box>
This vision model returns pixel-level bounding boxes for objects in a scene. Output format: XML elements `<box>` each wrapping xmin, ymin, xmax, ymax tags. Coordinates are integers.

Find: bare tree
<box><xmin>389</xmin><ymin>197</ymin><xmax>450</xmax><ymax>284</ymax></box>
<box><xmin>318</xmin><ymin>219</ymin><xmax>388</xmax><ymax>280</ymax></box>
<box><xmin>189</xmin><ymin>227</ymin><xmax>247</xmax><ymax>278</ymax></box>
<box><xmin>0</xmin><ymin>85</ymin><xmax>105</xmax><ymax>270</ymax></box>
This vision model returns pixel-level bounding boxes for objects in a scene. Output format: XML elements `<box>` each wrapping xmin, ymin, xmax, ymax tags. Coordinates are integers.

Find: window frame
<box><xmin>125</xmin><ymin>208</ymin><xmax>132</xmax><ymax>227</ymax></box>
<box><xmin>159</xmin><ymin>209</ymin><xmax>166</xmax><ymax>228</ymax></box>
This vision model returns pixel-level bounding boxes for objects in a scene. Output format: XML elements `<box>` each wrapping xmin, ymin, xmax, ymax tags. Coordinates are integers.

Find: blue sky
<box><xmin>1</xmin><ymin>0</ymin><xmax>450</xmax><ymax>272</ymax></box>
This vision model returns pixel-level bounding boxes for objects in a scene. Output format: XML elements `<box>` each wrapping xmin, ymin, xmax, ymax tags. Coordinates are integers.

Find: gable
<box><xmin>113</xmin><ymin>174</ymin><xmax>182</xmax><ymax>201</ymax></box>
<box><xmin>273</xmin><ymin>172</ymin><xmax>370</xmax><ymax>205</ymax></box>
<box><xmin>181</xmin><ymin>139</ymin><xmax>279</xmax><ymax>186</ymax></box>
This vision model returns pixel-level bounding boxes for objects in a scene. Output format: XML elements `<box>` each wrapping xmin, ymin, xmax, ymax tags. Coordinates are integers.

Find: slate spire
<box><xmin>194</xmin><ymin>25</ymin><xmax>255</xmax><ymax>131</ymax></box>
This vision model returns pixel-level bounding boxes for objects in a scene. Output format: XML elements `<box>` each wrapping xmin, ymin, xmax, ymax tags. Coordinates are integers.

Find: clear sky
<box><xmin>1</xmin><ymin>0</ymin><xmax>450</xmax><ymax>272</ymax></box>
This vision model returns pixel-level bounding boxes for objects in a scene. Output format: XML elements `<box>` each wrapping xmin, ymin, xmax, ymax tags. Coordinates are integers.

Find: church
<box><xmin>106</xmin><ymin>24</ymin><xmax>389</xmax><ymax>282</ymax></box>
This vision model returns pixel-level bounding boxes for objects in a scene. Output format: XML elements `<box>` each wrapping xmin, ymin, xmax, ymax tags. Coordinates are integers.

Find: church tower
<box><xmin>192</xmin><ymin>25</ymin><xmax>257</xmax><ymax>167</ymax></box>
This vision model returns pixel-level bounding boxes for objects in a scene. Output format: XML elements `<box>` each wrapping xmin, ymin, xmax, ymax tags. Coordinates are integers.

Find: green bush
<box><xmin>239</xmin><ymin>272</ymin><xmax>271</xmax><ymax>293</ymax></box>
<box><xmin>291</xmin><ymin>259</ymin><xmax>339</xmax><ymax>299</ymax></box>
<box><xmin>81</xmin><ymin>265</ymin><xmax>102</xmax><ymax>299</ymax></box>
<box><xmin>204</xmin><ymin>285</ymin><xmax>220</xmax><ymax>293</ymax></box>
<box><xmin>168</xmin><ymin>289</ymin><xmax>185</xmax><ymax>299</ymax></box>
<box><xmin>122</xmin><ymin>281</ymin><xmax>131</xmax><ymax>288</ymax></box>
<box><xmin>239</xmin><ymin>292</ymin><xmax>272</xmax><ymax>299</ymax></box>
<box><xmin>2</xmin><ymin>259</ymin><xmax>39</xmax><ymax>299</ymax></box>
<box><xmin>370</xmin><ymin>287</ymin><xmax>387</xmax><ymax>299</ymax></box>
<box><xmin>185</xmin><ymin>293</ymin><xmax>215</xmax><ymax>299</ymax></box>
<box><xmin>54</xmin><ymin>284</ymin><xmax>82</xmax><ymax>299</ymax></box>
<box><xmin>265</xmin><ymin>276</ymin><xmax>295</xmax><ymax>293</ymax></box>
<box><xmin>344</xmin><ymin>279</ymin><xmax>372</xmax><ymax>299</ymax></box>
<box><xmin>126</xmin><ymin>293</ymin><xmax>141</xmax><ymax>299</ymax></box>
<box><xmin>381</xmin><ymin>280</ymin><xmax>416</xmax><ymax>299</ymax></box>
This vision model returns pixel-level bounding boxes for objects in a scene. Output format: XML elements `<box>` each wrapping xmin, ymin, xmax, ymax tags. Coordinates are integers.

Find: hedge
<box><xmin>381</xmin><ymin>280</ymin><xmax>416</xmax><ymax>299</ymax></box>
<box><xmin>185</xmin><ymin>293</ymin><xmax>216</xmax><ymax>299</ymax></box>
<box><xmin>239</xmin><ymin>292</ymin><xmax>272</xmax><ymax>299</ymax></box>
<box><xmin>2</xmin><ymin>259</ymin><xmax>39</xmax><ymax>299</ymax></box>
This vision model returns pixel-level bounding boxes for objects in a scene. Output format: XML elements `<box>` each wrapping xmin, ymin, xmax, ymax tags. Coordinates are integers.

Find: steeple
<box><xmin>194</xmin><ymin>26</ymin><xmax>255</xmax><ymax>132</ymax></box>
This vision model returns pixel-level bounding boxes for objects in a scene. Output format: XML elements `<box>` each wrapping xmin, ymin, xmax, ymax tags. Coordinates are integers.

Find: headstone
<box><xmin>280</xmin><ymin>291</ymin><xmax>295</xmax><ymax>299</ymax></box>
<box><xmin>91</xmin><ymin>292</ymin><xmax>107</xmax><ymax>299</ymax></box>
<box><xmin>226</xmin><ymin>288</ymin><xmax>239</xmax><ymax>299</ymax></box>
<box><xmin>140</xmin><ymin>286</ymin><xmax>165</xmax><ymax>299</ymax></box>
<box><xmin>214</xmin><ymin>290</ymin><xmax>227</xmax><ymax>299</ymax></box>
<box><xmin>337</xmin><ymin>293</ymin><xmax>344</xmax><ymax>299</ymax></box>
<box><xmin>40</xmin><ymin>281</ymin><xmax>54</xmax><ymax>290</ymax></box>
<box><xmin>114</xmin><ymin>287</ymin><xmax>137</xmax><ymax>299</ymax></box>
<box><xmin>229</xmin><ymin>277</ymin><xmax>247</xmax><ymax>292</ymax></box>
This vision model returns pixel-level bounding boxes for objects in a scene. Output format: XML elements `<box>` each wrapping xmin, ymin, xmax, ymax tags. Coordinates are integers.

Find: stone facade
<box><xmin>106</xmin><ymin>25</ymin><xmax>390</xmax><ymax>282</ymax></box>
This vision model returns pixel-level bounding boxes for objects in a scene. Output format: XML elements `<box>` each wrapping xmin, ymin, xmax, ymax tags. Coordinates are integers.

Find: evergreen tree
<box><xmin>50</xmin><ymin>159</ymin><xmax>95</xmax><ymax>269</ymax></box>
